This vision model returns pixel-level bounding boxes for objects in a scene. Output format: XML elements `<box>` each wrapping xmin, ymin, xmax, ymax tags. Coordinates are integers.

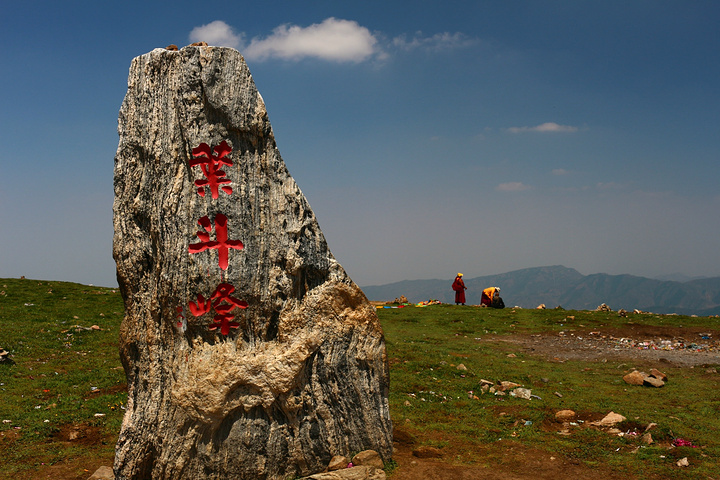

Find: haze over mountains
<box><xmin>361</xmin><ymin>265</ymin><xmax>720</xmax><ymax>316</ymax></box>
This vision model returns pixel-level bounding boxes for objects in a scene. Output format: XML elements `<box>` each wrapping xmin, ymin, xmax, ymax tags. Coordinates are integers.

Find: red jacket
<box><xmin>452</xmin><ymin>276</ymin><xmax>466</xmax><ymax>304</ymax></box>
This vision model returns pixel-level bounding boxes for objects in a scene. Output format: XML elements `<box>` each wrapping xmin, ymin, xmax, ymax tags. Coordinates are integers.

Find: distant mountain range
<box><xmin>360</xmin><ymin>265</ymin><xmax>720</xmax><ymax>316</ymax></box>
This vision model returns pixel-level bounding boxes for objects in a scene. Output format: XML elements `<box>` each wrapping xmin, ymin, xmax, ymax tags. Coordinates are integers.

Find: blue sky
<box><xmin>1</xmin><ymin>1</ymin><xmax>718</xmax><ymax>288</ymax></box>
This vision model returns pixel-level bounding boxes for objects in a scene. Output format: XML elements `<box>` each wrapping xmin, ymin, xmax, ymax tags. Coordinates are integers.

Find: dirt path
<box><xmin>491</xmin><ymin>325</ymin><xmax>720</xmax><ymax>367</ymax></box>
<box><xmin>389</xmin><ymin>436</ymin><xmax>630</xmax><ymax>480</ymax></box>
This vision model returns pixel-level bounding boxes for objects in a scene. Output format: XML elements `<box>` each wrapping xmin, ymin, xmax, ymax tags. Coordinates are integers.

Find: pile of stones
<box><xmin>86</xmin><ymin>451</ymin><xmax>389</xmax><ymax>480</ymax></box>
<box><xmin>300</xmin><ymin>450</ymin><xmax>387</xmax><ymax>480</ymax></box>
<box><xmin>623</xmin><ymin>368</ymin><xmax>668</xmax><ymax>387</ymax></box>
<box><xmin>0</xmin><ymin>348</ymin><xmax>12</xmax><ymax>365</ymax></box>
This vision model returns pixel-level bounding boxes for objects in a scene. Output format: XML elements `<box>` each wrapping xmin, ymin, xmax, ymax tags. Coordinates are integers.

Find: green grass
<box><xmin>0</xmin><ymin>278</ymin><xmax>126</xmax><ymax>478</ymax></box>
<box><xmin>380</xmin><ymin>303</ymin><xmax>720</xmax><ymax>478</ymax></box>
<box><xmin>1</xmin><ymin>279</ymin><xmax>718</xmax><ymax>479</ymax></box>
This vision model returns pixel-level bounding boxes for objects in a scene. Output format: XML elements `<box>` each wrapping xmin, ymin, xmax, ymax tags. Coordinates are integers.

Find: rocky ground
<box><xmin>388</xmin><ymin>324</ymin><xmax>720</xmax><ymax>479</ymax></box>
<box><xmin>494</xmin><ymin>324</ymin><xmax>720</xmax><ymax>368</ymax></box>
<box><xmin>27</xmin><ymin>324</ymin><xmax>720</xmax><ymax>480</ymax></box>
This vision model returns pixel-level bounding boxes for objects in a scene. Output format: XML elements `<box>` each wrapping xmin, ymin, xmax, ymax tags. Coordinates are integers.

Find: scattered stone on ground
<box><xmin>412</xmin><ymin>445</ymin><xmax>444</xmax><ymax>458</ymax></box>
<box><xmin>596</xmin><ymin>303</ymin><xmax>612</xmax><ymax>312</ymax></box>
<box><xmin>555</xmin><ymin>410</ymin><xmax>576</xmax><ymax>422</ymax></box>
<box><xmin>643</xmin><ymin>376</ymin><xmax>665</xmax><ymax>388</ymax></box>
<box><xmin>393</xmin><ymin>295</ymin><xmax>409</xmax><ymax>304</ymax></box>
<box><xmin>328</xmin><ymin>455</ymin><xmax>350</xmax><ymax>471</ymax></box>
<box><xmin>351</xmin><ymin>450</ymin><xmax>384</xmax><ymax>469</ymax></box>
<box><xmin>622</xmin><ymin>370</ymin><xmax>646</xmax><ymax>385</ymax></box>
<box><xmin>499</xmin><ymin>381</ymin><xmax>521</xmax><ymax>390</ymax></box>
<box><xmin>622</xmin><ymin>368</ymin><xmax>668</xmax><ymax>387</ymax></box>
<box><xmin>676</xmin><ymin>457</ymin><xmax>689</xmax><ymax>467</ymax></box>
<box><xmin>510</xmin><ymin>387</ymin><xmax>532</xmax><ymax>400</ymax></box>
<box><xmin>0</xmin><ymin>348</ymin><xmax>13</xmax><ymax>364</ymax></box>
<box><xmin>87</xmin><ymin>466</ymin><xmax>113</xmax><ymax>480</ymax></box>
<box><xmin>590</xmin><ymin>411</ymin><xmax>626</xmax><ymax>427</ymax></box>
<box><xmin>493</xmin><ymin>326</ymin><xmax>720</xmax><ymax>368</ymax></box>
<box><xmin>299</xmin><ymin>450</ymin><xmax>387</xmax><ymax>480</ymax></box>
<box><xmin>303</xmin><ymin>465</ymin><xmax>386</xmax><ymax>480</ymax></box>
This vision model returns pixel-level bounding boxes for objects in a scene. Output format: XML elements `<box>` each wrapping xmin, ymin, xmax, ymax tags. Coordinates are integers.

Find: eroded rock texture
<box><xmin>112</xmin><ymin>46</ymin><xmax>392</xmax><ymax>480</ymax></box>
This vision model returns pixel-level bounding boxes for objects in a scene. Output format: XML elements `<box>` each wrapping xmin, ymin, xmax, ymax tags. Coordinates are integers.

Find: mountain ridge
<box><xmin>360</xmin><ymin>265</ymin><xmax>720</xmax><ymax>316</ymax></box>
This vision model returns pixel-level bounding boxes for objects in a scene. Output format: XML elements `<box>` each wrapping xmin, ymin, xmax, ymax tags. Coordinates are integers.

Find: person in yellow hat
<box><xmin>452</xmin><ymin>273</ymin><xmax>467</xmax><ymax>305</ymax></box>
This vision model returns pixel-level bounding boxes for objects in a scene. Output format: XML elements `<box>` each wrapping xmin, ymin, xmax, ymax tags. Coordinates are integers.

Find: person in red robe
<box><xmin>452</xmin><ymin>273</ymin><xmax>467</xmax><ymax>305</ymax></box>
<box><xmin>481</xmin><ymin>287</ymin><xmax>504</xmax><ymax>308</ymax></box>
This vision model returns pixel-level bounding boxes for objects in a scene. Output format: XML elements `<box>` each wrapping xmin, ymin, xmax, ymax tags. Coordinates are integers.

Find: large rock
<box><xmin>623</xmin><ymin>370</ymin><xmax>647</xmax><ymax>385</ymax></box>
<box><xmin>112</xmin><ymin>45</ymin><xmax>392</xmax><ymax>479</ymax></box>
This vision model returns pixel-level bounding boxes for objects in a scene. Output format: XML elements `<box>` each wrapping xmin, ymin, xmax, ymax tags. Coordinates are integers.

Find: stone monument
<box><xmin>112</xmin><ymin>45</ymin><xmax>393</xmax><ymax>479</ymax></box>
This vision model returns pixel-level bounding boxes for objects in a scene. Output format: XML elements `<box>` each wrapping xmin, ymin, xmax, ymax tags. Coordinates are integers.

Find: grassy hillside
<box><xmin>0</xmin><ymin>278</ymin><xmax>126</xmax><ymax>479</ymax></box>
<box><xmin>362</xmin><ymin>265</ymin><xmax>720</xmax><ymax>315</ymax></box>
<box><xmin>1</xmin><ymin>277</ymin><xmax>719</xmax><ymax>479</ymax></box>
<box><xmin>381</xmin><ymin>304</ymin><xmax>720</xmax><ymax>478</ymax></box>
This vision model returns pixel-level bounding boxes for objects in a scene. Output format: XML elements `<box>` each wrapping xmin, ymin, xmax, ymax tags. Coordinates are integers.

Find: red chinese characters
<box><xmin>189</xmin><ymin>213</ymin><xmax>244</xmax><ymax>270</ymax></box>
<box><xmin>182</xmin><ymin>140</ymin><xmax>248</xmax><ymax>336</ymax></box>
<box><xmin>190</xmin><ymin>141</ymin><xmax>233</xmax><ymax>199</ymax></box>
<box><xmin>188</xmin><ymin>283</ymin><xmax>248</xmax><ymax>335</ymax></box>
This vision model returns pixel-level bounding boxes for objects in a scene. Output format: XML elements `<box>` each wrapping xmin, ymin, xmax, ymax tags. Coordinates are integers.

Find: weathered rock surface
<box><xmin>87</xmin><ymin>466</ymin><xmax>114</xmax><ymax>480</ymax></box>
<box><xmin>622</xmin><ymin>369</ymin><xmax>667</xmax><ymax>387</ymax></box>
<box><xmin>328</xmin><ymin>455</ymin><xmax>351</xmax><ymax>471</ymax></box>
<box><xmin>113</xmin><ymin>45</ymin><xmax>392</xmax><ymax>479</ymax></box>
<box><xmin>643</xmin><ymin>376</ymin><xmax>665</xmax><ymax>388</ymax></box>
<box><xmin>590</xmin><ymin>411</ymin><xmax>626</xmax><ymax>427</ymax></box>
<box><xmin>351</xmin><ymin>450</ymin><xmax>384</xmax><ymax>469</ymax></box>
<box><xmin>555</xmin><ymin>409</ymin><xmax>576</xmax><ymax>422</ymax></box>
<box><xmin>623</xmin><ymin>370</ymin><xmax>647</xmax><ymax>385</ymax></box>
<box><xmin>303</xmin><ymin>465</ymin><xmax>386</xmax><ymax>480</ymax></box>
<box><xmin>650</xmin><ymin>368</ymin><xmax>668</xmax><ymax>382</ymax></box>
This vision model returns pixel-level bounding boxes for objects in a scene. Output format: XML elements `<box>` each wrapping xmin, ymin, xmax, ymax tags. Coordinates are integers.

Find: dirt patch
<box><xmin>82</xmin><ymin>383</ymin><xmax>127</xmax><ymax>401</ymax></box>
<box><xmin>488</xmin><ymin>325</ymin><xmax>720</xmax><ymax>368</ymax></box>
<box><xmin>9</xmin><ymin>423</ymin><xmax>115</xmax><ymax>480</ymax></box>
<box><xmin>27</xmin><ymin>456</ymin><xmax>115</xmax><ymax>480</ymax></box>
<box><xmin>53</xmin><ymin>424</ymin><xmax>106</xmax><ymax>446</ymax></box>
<box><xmin>390</xmin><ymin>426</ymin><xmax>631</xmax><ymax>480</ymax></box>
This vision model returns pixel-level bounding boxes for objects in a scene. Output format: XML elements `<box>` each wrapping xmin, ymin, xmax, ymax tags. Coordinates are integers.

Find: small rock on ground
<box><xmin>352</xmin><ymin>450</ymin><xmax>384</xmax><ymax>469</ymax></box>
<box><xmin>412</xmin><ymin>446</ymin><xmax>443</xmax><ymax>458</ymax></box>
<box><xmin>305</xmin><ymin>465</ymin><xmax>386</xmax><ymax>480</ymax></box>
<box><xmin>328</xmin><ymin>455</ymin><xmax>350</xmax><ymax>471</ymax></box>
<box><xmin>555</xmin><ymin>409</ymin><xmax>576</xmax><ymax>421</ymax></box>
<box><xmin>87</xmin><ymin>466</ymin><xmax>114</xmax><ymax>480</ymax></box>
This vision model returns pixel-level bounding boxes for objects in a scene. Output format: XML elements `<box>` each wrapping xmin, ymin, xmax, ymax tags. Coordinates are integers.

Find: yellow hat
<box><xmin>457</xmin><ymin>273</ymin><xmax>463</xmax><ymax>277</ymax></box>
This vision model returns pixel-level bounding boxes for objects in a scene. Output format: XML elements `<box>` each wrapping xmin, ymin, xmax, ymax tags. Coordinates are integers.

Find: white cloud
<box><xmin>188</xmin><ymin>19</ymin><xmax>477</xmax><ymax>63</ymax></box>
<box><xmin>507</xmin><ymin>122</ymin><xmax>579</xmax><ymax>134</ymax></box>
<box><xmin>391</xmin><ymin>31</ymin><xmax>477</xmax><ymax>51</ymax></box>
<box><xmin>243</xmin><ymin>18</ymin><xmax>379</xmax><ymax>62</ymax></box>
<box><xmin>596</xmin><ymin>182</ymin><xmax>625</xmax><ymax>190</ymax></box>
<box><xmin>496</xmin><ymin>182</ymin><xmax>530</xmax><ymax>192</ymax></box>
<box><xmin>189</xmin><ymin>20</ymin><xmax>243</xmax><ymax>49</ymax></box>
